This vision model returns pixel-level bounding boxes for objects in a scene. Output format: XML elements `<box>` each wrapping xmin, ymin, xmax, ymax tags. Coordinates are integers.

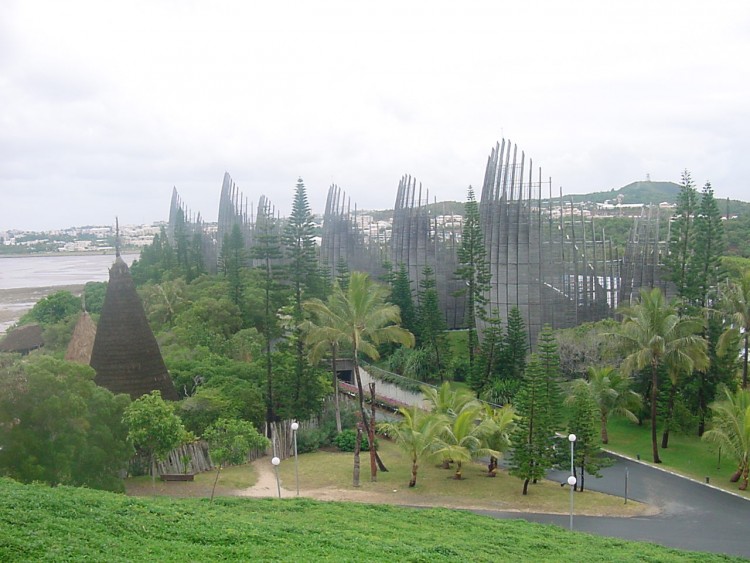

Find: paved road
<box><xmin>479</xmin><ymin>454</ymin><xmax>750</xmax><ymax>559</ymax></box>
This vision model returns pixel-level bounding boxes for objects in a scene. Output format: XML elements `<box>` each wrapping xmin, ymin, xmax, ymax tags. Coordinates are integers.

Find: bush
<box><xmin>296</xmin><ymin>428</ymin><xmax>327</xmax><ymax>454</ymax></box>
<box><xmin>333</xmin><ymin>429</ymin><xmax>377</xmax><ymax>452</ymax></box>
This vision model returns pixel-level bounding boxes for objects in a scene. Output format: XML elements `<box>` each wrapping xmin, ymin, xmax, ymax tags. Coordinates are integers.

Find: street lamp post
<box><xmin>291</xmin><ymin>421</ymin><xmax>299</xmax><ymax>496</ymax></box>
<box><xmin>271</xmin><ymin>456</ymin><xmax>281</xmax><ymax>498</ymax></box>
<box><xmin>568</xmin><ymin>433</ymin><xmax>577</xmax><ymax>530</ymax></box>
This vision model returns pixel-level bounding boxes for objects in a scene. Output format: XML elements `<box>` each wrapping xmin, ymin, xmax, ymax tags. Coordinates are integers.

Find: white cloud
<box><xmin>1</xmin><ymin>0</ymin><xmax>749</xmax><ymax>230</ymax></box>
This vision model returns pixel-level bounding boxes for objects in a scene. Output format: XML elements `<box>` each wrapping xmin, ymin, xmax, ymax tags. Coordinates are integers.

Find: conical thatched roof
<box><xmin>90</xmin><ymin>257</ymin><xmax>179</xmax><ymax>400</ymax></box>
<box><xmin>0</xmin><ymin>324</ymin><xmax>44</xmax><ymax>355</ymax></box>
<box><xmin>65</xmin><ymin>312</ymin><xmax>97</xmax><ymax>364</ymax></box>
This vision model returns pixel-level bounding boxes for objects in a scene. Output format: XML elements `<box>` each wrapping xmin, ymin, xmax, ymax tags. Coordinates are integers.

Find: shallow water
<box><xmin>0</xmin><ymin>253</ymin><xmax>137</xmax><ymax>333</ymax></box>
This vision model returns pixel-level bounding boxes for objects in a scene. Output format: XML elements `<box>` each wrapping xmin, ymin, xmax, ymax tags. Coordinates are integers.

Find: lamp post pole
<box><xmin>568</xmin><ymin>433</ymin><xmax>577</xmax><ymax>531</ymax></box>
<box><xmin>291</xmin><ymin>421</ymin><xmax>299</xmax><ymax>496</ymax></box>
<box><xmin>271</xmin><ymin>456</ymin><xmax>281</xmax><ymax>498</ymax></box>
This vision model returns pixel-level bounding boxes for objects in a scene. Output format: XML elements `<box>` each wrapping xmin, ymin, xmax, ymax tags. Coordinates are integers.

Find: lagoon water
<box><xmin>0</xmin><ymin>253</ymin><xmax>138</xmax><ymax>333</ymax></box>
<box><xmin>0</xmin><ymin>253</ymin><xmax>138</xmax><ymax>290</ymax></box>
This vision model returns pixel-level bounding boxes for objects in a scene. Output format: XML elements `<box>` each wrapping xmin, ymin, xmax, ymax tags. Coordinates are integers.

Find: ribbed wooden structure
<box><xmin>64</xmin><ymin>311</ymin><xmax>97</xmax><ymax>364</ymax></box>
<box><xmin>90</xmin><ymin>256</ymin><xmax>179</xmax><ymax>400</ymax></box>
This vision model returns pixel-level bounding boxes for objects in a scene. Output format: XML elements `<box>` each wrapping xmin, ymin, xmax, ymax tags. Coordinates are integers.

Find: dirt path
<box><xmin>235</xmin><ymin>458</ymin><xmax>292</xmax><ymax>498</ymax></box>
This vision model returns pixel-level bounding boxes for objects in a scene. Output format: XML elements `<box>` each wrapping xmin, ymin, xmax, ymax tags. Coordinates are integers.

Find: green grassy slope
<box><xmin>0</xmin><ymin>478</ymin><xmax>742</xmax><ymax>562</ymax></box>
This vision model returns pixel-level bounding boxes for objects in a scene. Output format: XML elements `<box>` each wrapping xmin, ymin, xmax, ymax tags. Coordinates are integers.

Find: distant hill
<box><xmin>364</xmin><ymin>183</ymin><xmax>750</xmax><ymax>218</ymax></box>
<box><xmin>566</xmin><ymin>181</ymin><xmax>681</xmax><ymax>205</ymax></box>
<box><xmin>566</xmin><ymin>181</ymin><xmax>750</xmax><ymax>215</ymax></box>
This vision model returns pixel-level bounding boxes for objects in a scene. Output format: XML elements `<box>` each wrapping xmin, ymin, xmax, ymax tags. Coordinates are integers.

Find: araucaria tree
<box><xmin>416</xmin><ymin>265</ymin><xmax>448</xmax><ymax>376</ymax></box>
<box><xmin>566</xmin><ymin>381</ymin><xmax>607</xmax><ymax>491</ymax></box>
<box><xmin>616</xmin><ymin>288</ymin><xmax>708</xmax><ymax>463</ymax></box>
<box><xmin>510</xmin><ymin>355</ymin><xmax>557</xmax><ymax>495</ymax></box>
<box><xmin>283</xmin><ymin>178</ymin><xmax>325</xmax><ymax>414</ymax></box>
<box><xmin>456</xmin><ymin>186</ymin><xmax>491</xmax><ymax>371</ymax></box>
<box><xmin>303</xmin><ymin>271</ymin><xmax>414</xmax><ymax>481</ymax></box>
<box><xmin>665</xmin><ymin>170</ymin><xmax>699</xmax><ymax>306</ymax></box>
<box><xmin>250</xmin><ymin>207</ymin><xmax>285</xmax><ymax>430</ymax></box>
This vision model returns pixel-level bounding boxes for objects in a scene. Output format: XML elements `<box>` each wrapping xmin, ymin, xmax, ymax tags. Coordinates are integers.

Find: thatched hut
<box><xmin>90</xmin><ymin>256</ymin><xmax>179</xmax><ymax>400</ymax></box>
<box><xmin>0</xmin><ymin>324</ymin><xmax>44</xmax><ymax>355</ymax></box>
<box><xmin>65</xmin><ymin>311</ymin><xmax>97</xmax><ymax>364</ymax></box>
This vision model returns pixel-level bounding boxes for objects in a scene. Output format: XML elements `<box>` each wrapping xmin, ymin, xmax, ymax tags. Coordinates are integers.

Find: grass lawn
<box><xmin>125</xmin><ymin>463</ymin><xmax>259</xmax><ymax>498</ymax></box>
<box><xmin>604</xmin><ymin>416</ymin><xmax>750</xmax><ymax>499</ymax></box>
<box><xmin>276</xmin><ymin>438</ymin><xmax>650</xmax><ymax>516</ymax></box>
<box><xmin>0</xmin><ymin>477</ymin><xmax>741</xmax><ymax>562</ymax></box>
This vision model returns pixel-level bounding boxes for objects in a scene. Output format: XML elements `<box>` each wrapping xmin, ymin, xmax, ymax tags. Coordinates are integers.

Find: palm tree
<box><xmin>482</xmin><ymin>403</ymin><xmax>516</xmax><ymax>475</ymax></box>
<box><xmin>570</xmin><ymin>366</ymin><xmax>642</xmax><ymax>445</ymax></box>
<box><xmin>702</xmin><ymin>385</ymin><xmax>750</xmax><ymax>490</ymax></box>
<box><xmin>615</xmin><ymin>288</ymin><xmax>708</xmax><ymax>463</ymax></box>
<box><xmin>378</xmin><ymin>406</ymin><xmax>446</xmax><ymax>487</ymax></box>
<box><xmin>422</xmin><ymin>381</ymin><xmax>478</xmax><ymax>417</ymax></box>
<box><xmin>717</xmin><ymin>270</ymin><xmax>750</xmax><ymax>388</ymax></box>
<box><xmin>303</xmin><ymin>272</ymin><xmax>414</xmax><ymax>481</ymax></box>
<box><xmin>300</xmin><ymin>318</ymin><xmax>345</xmax><ymax>433</ymax></box>
<box><xmin>422</xmin><ymin>382</ymin><xmax>479</xmax><ymax>468</ymax></box>
<box><xmin>433</xmin><ymin>403</ymin><xmax>499</xmax><ymax>480</ymax></box>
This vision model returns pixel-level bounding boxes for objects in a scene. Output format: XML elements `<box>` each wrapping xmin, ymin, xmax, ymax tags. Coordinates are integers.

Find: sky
<box><xmin>1</xmin><ymin>0</ymin><xmax>748</xmax><ymax>231</ymax></box>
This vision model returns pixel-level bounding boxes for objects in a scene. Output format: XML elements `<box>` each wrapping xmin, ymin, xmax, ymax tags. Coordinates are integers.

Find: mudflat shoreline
<box><xmin>0</xmin><ymin>284</ymin><xmax>85</xmax><ymax>334</ymax></box>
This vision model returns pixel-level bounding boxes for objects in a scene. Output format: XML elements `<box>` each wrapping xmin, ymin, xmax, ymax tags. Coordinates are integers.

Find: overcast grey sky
<box><xmin>2</xmin><ymin>0</ymin><xmax>748</xmax><ymax>231</ymax></box>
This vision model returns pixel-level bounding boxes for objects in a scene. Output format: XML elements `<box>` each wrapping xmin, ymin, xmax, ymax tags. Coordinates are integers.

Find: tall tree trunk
<box><xmin>601</xmin><ymin>413</ymin><xmax>609</xmax><ymax>444</ymax></box>
<box><xmin>211</xmin><ymin>466</ymin><xmax>221</xmax><ymax>502</ymax></box>
<box><xmin>650</xmin><ymin>363</ymin><xmax>662</xmax><ymax>463</ymax></box>
<box><xmin>409</xmin><ymin>457</ymin><xmax>418</xmax><ymax>487</ymax></box>
<box><xmin>352</xmin><ymin>360</ymin><xmax>387</xmax><ymax>471</ymax></box>
<box><xmin>369</xmin><ymin>382</ymin><xmax>377</xmax><ymax>482</ymax></box>
<box><xmin>454</xmin><ymin>461</ymin><xmax>463</xmax><ymax>480</ymax></box>
<box><xmin>353</xmin><ymin>424</ymin><xmax>362</xmax><ymax>487</ymax></box>
<box><xmin>743</xmin><ymin>333</ymin><xmax>749</xmax><ymax>389</ymax></box>
<box><xmin>332</xmin><ymin>344</ymin><xmax>341</xmax><ymax>433</ymax></box>
<box><xmin>661</xmin><ymin>382</ymin><xmax>677</xmax><ymax>449</ymax></box>
<box><xmin>522</xmin><ymin>477</ymin><xmax>530</xmax><ymax>495</ymax></box>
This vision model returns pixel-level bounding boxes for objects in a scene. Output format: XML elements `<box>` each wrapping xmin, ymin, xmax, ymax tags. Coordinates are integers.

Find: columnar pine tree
<box><xmin>665</xmin><ymin>170</ymin><xmax>699</xmax><ymax>307</ymax></box>
<box><xmin>502</xmin><ymin>307</ymin><xmax>528</xmax><ymax>381</ymax></box>
<box><xmin>456</xmin><ymin>186</ymin><xmax>491</xmax><ymax>371</ymax></box>
<box><xmin>250</xmin><ymin>210</ymin><xmax>284</xmax><ymax>431</ymax></box>
<box><xmin>416</xmin><ymin>266</ymin><xmax>448</xmax><ymax>375</ymax></box>
<box><xmin>690</xmin><ymin>181</ymin><xmax>727</xmax><ymax>308</ymax></box>
<box><xmin>224</xmin><ymin>224</ymin><xmax>247</xmax><ymax>307</ymax></box>
<box><xmin>470</xmin><ymin>314</ymin><xmax>505</xmax><ymax>396</ymax></box>
<box><xmin>567</xmin><ymin>382</ymin><xmax>606</xmax><ymax>492</ymax></box>
<box><xmin>510</xmin><ymin>355</ymin><xmax>555</xmax><ymax>495</ymax></box>
<box><xmin>537</xmin><ymin>324</ymin><xmax>563</xmax><ymax>432</ymax></box>
<box><xmin>390</xmin><ymin>263</ymin><xmax>416</xmax><ymax>336</ymax></box>
<box><xmin>283</xmin><ymin>179</ymin><xmax>324</xmax><ymax>411</ymax></box>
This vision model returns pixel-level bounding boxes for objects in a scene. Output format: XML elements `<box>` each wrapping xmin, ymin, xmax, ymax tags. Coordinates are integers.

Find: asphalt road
<box><xmin>477</xmin><ymin>454</ymin><xmax>750</xmax><ymax>559</ymax></box>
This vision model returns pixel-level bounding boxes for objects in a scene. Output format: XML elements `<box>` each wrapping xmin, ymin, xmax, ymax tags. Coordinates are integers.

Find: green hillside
<box><xmin>0</xmin><ymin>478</ymin><xmax>741</xmax><ymax>562</ymax></box>
<box><xmin>567</xmin><ymin>181</ymin><xmax>681</xmax><ymax>204</ymax></box>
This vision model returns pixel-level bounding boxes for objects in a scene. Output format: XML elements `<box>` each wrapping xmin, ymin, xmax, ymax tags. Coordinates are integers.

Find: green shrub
<box><xmin>333</xmin><ymin>429</ymin><xmax>377</xmax><ymax>452</ymax></box>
